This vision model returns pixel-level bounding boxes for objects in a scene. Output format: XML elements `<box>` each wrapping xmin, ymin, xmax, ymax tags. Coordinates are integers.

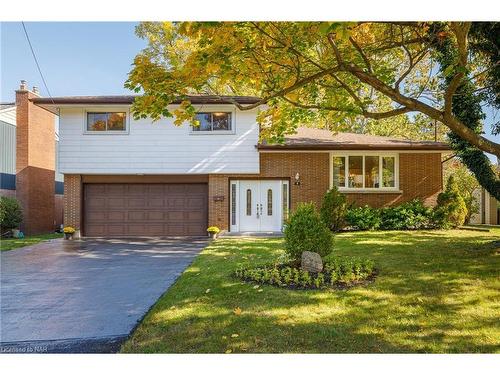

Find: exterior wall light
<box><xmin>294</xmin><ymin>172</ymin><xmax>301</xmax><ymax>186</ymax></box>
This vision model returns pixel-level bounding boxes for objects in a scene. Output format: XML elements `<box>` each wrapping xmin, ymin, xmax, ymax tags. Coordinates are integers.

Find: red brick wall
<box><xmin>63</xmin><ymin>174</ymin><xmax>82</xmax><ymax>230</ymax></box>
<box><xmin>209</xmin><ymin>152</ymin><xmax>443</xmax><ymax>231</ymax></box>
<box><xmin>15</xmin><ymin>89</ymin><xmax>56</xmax><ymax>234</ymax></box>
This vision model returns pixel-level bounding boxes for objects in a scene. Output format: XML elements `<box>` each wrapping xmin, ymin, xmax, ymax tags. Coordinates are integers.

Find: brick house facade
<box><xmin>34</xmin><ymin>94</ymin><xmax>449</xmax><ymax>237</ymax></box>
<box><xmin>63</xmin><ymin>152</ymin><xmax>443</xmax><ymax>234</ymax></box>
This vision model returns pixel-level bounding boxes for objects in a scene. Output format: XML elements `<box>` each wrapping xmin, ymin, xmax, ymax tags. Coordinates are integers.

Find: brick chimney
<box><xmin>15</xmin><ymin>80</ymin><xmax>56</xmax><ymax>235</ymax></box>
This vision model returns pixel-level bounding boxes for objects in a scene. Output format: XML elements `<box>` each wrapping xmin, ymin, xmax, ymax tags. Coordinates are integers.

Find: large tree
<box><xmin>126</xmin><ymin>22</ymin><xmax>500</xmax><ymax>198</ymax></box>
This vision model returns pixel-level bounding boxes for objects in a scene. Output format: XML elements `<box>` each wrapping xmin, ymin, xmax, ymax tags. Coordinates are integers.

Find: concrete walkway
<box><xmin>0</xmin><ymin>237</ymin><xmax>208</xmax><ymax>353</ymax></box>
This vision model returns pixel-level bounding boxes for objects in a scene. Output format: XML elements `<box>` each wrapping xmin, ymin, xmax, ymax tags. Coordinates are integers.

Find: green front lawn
<box><xmin>0</xmin><ymin>233</ymin><xmax>63</xmax><ymax>251</ymax></box>
<box><xmin>122</xmin><ymin>228</ymin><xmax>500</xmax><ymax>353</ymax></box>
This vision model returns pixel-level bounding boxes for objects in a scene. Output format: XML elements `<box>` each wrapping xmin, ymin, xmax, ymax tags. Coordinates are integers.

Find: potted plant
<box><xmin>63</xmin><ymin>226</ymin><xmax>76</xmax><ymax>240</ymax></box>
<box><xmin>207</xmin><ymin>226</ymin><xmax>220</xmax><ymax>240</ymax></box>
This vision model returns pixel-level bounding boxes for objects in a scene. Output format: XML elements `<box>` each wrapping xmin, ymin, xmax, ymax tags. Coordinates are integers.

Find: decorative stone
<box><xmin>301</xmin><ymin>251</ymin><xmax>323</xmax><ymax>273</ymax></box>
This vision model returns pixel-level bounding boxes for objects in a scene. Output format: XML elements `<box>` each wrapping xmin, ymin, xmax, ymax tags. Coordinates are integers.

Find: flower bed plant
<box><xmin>235</xmin><ymin>257</ymin><xmax>376</xmax><ymax>290</ymax></box>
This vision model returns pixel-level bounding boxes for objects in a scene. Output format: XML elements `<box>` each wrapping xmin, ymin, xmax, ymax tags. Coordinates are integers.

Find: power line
<box><xmin>21</xmin><ymin>21</ymin><xmax>54</xmax><ymax>104</ymax></box>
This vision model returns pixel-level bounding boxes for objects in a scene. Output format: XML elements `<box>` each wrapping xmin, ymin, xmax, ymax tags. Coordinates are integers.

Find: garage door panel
<box><xmin>148</xmin><ymin>211</ymin><xmax>164</xmax><ymax>220</ymax></box>
<box><xmin>148</xmin><ymin>198</ymin><xmax>165</xmax><ymax>208</ymax></box>
<box><xmin>128</xmin><ymin>211</ymin><xmax>146</xmax><ymax>221</ymax></box>
<box><xmin>128</xmin><ymin>185</ymin><xmax>149</xmax><ymax>195</ymax></box>
<box><xmin>129</xmin><ymin>198</ymin><xmax>147</xmax><ymax>208</ymax></box>
<box><xmin>108</xmin><ymin>211</ymin><xmax>126</xmax><ymax>221</ymax></box>
<box><xmin>106</xmin><ymin>185</ymin><xmax>126</xmax><ymax>195</ymax></box>
<box><xmin>144</xmin><ymin>225</ymin><xmax>163</xmax><ymax>236</ymax></box>
<box><xmin>108</xmin><ymin>225</ymin><xmax>127</xmax><ymax>236</ymax></box>
<box><xmin>85</xmin><ymin>224</ymin><xmax>106</xmax><ymax>236</ymax></box>
<box><xmin>86</xmin><ymin>212</ymin><xmax>106</xmax><ymax>221</ymax></box>
<box><xmin>108</xmin><ymin>198</ymin><xmax>126</xmax><ymax>208</ymax></box>
<box><xmin>84</xmin><ymin>183</ymin><xmax>208</xmax><ymax>237</ymax></box>
<box><xmin>187</xmin><ymin>197</ymin><xmax>205</xmax><ymax>209</ymax></box>
<box><xmin>87</xmin><ymin>197</ymin><xmax>106</xmax><ymax>209</ymax></box>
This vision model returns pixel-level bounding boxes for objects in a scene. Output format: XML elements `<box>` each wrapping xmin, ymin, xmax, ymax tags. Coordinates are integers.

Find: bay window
<box><xmin>331</xmin><ymin>154</ymin><xmax>398</xmax><ymax>190</ymax></box>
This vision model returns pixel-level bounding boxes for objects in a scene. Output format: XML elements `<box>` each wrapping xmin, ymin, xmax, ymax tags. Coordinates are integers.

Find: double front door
<box><xmin>232</xmin><ymin>180</ymin><xmax>288</xmax><ymax>232</ymax></box>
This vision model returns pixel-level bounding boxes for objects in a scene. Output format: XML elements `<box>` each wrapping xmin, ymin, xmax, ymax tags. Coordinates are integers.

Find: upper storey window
<box><xmin>87</xmin><ymin>112</ymin><xmax>126</xmax><ymax>132</ymax></box>
<box><xmin>192</xmin><ymin>112</ymin><xmax>232</xmax><ymax>133</ymax></box>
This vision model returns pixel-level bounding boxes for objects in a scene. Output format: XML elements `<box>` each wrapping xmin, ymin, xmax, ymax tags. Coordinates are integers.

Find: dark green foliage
<box><xmin>346</xmin><ymin>200</ymin><xmax>437</xmax><ymax>231</ymax></box>
<box><xmin>469</xmin><ymin>22</ymin><xmax>500</xmax><ymax>135</ymax></box>
<box><xmin>283</xmin><ymin>202</ymin><xmax>334</xmax><ymax>260</ymax></box>
<box><xmin>345</xmin><ymin>206</ymin><xmax>381</xmax><ymax>230</ymax></box>
<box><xmin>430</xmin><ymin>23</ymin><xmax>500</xmax><ymax>200</ymax></box>
<box><xmin>379</xmin><ymin>199</ymin><xmax>434</xmax><ymax>230</ymax></box>
<box><xmin>320</xmin><ymin>186</ymin><xmax>349</xmax><ymax>232</ymax></box>
<box><xmin>0</xmin><ymin>196</ymin><xmax>23</xmax><ymax>231</ymax></box>
<box><xmin>234</xmin><ymin>257</ymin><xmax>375</xmax><ymax>290</ymax></box>
<box><xmin>434</xmin><ymin>176</ymin><xmax>467</xmax><ymax>228</ymax></box>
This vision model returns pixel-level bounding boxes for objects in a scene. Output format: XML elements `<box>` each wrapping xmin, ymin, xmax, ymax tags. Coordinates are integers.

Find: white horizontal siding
<box><xmin>58</xmin><ymin>105</ymin><xmax>260</xmax><ymax>174</ymax></box>
<box><xmin>0</xmin><ymin>107</ymin><xmax>16</xmax><ymax>126</ymax></box>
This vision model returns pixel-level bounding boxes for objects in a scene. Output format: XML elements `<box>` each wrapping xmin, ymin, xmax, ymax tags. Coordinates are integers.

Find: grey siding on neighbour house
<box><xmin>0</xmin><ymin>120</ymin><xmax>16</xmax><ymax>175</ymax></box>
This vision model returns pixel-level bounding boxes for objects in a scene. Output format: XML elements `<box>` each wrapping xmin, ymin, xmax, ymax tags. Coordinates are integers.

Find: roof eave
<box><xmin>256</xmin><ymin>144</ymin><xmax>452</xmax><ymax>151</ymax></box>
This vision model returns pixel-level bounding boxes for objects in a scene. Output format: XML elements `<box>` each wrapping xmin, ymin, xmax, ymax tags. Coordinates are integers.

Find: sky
<box><xmin>0</xmin><ymin>22</ymin><xmax>145</xmax><ymax>102</ymax></box>
<box><xmin>0</xmin><ymin>21</ymin><xmax>498</xmax><ymax>160</ymax></box>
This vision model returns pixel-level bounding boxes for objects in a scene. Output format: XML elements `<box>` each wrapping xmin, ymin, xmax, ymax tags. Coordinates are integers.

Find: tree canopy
<box><xmin>126</xmin><ymin>21</ymin><xmax>500</xmax><ymax>198</ymax></box>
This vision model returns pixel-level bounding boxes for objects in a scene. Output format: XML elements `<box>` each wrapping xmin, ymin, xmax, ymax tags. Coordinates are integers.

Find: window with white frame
<box><xmin>332</xmin><ymin>154</ymin><xmax>397</xmax><ymax>190</ymax></box>
<box><xmin>86</xmin><ymin>112</ymin><xmax>126</xmax><ymax>132</ymax></box>
<box><xmin>192</xmin><ymin>112</ymin><xmax>232</xmax><ymax>132</ymax></box>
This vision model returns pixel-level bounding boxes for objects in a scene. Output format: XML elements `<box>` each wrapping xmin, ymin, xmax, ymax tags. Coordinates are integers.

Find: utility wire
<box><xmin>21</xmin><ymin>21</ymin><xmax>54</xmax><ymax>104</ymax></box>
<box><xmin>21</xmin><ymin>21</ymin><xmax>59</xmax><ymax>139</ymax></box>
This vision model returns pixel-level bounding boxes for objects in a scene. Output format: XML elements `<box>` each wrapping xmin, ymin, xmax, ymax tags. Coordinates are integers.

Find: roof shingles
<box><xmin>258</xmin><ymin>127</ymin><xmax>450</xmax><ymax>151</ymax></box>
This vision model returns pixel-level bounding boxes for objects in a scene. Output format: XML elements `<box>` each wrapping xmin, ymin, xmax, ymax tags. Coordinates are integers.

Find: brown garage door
<box><xmin>84</xmin><ymin>183</ymin><xmax>208</xmax><ymax>237</ymax></box>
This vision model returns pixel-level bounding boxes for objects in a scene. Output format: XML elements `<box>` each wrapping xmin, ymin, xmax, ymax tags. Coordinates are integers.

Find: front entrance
<box><xmin>230</xmin><ymin>180</ymin><xmax>289</xmax><ymax>232</ymax></box>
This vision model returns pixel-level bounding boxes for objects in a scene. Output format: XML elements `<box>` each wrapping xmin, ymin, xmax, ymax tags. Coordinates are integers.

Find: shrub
<box><xmin>379</xmin><ymin>199</ymin><xmax>434</xmax><ymax>230</ymax></box>
<box><xmin>345</xmin><ymin>206</ymin><xmax>381</xmax><ymax>230</ymax></box>
<box><xmin>0</xmin><ymin>196</ymin><xmax>23</xmax><ymax>230</ymax></box>
<box><xmin>434</xmin><ymin>176</ymin><xmax>467</xmax><ymax>228</ymax></box>
<box><xmin>284</xmin><ymin>203</ymin><xmax>334</xmax><ymax>261</ymax></box>
<box><xmin>235</xmin><ymin>257</ymin><xmax>376</xmax><ymax>290</ymax></box>
<box><xmin>320</xmin><ymin>186</ymin><xmax>348</xmax><ymax>232</ymax></box>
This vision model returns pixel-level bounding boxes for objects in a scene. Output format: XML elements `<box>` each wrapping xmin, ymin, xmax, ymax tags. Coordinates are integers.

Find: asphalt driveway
<box><xmin>0</xmin><ymin>237</ymin><xmax>208</xmax><ymax>353</ymax></box>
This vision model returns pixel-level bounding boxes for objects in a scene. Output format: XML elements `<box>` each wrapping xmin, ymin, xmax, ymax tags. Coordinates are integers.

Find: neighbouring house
<box><xmin>33</xmin><ymin>94</ymin><xmax>450</xmax><ymax>237</ymax></box>
<box><xmin>0</xmin><ymin>81</ymin><xmax>64</xmax><ymax>234</ymax></box>
<box><xmin>470</xmin><ymin>189</ymin><xmax>499</xmax><ymax>225</ymax></box>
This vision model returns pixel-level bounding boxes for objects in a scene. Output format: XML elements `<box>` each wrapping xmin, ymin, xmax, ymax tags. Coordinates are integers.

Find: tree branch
<box><xmin>349</xmin><ymin>36</ymin><xmax>372</xmax><ymax>73</ymax></box>
<box><xmin>224</xmin><ymin>67</ymin><xmax>340</xmax><ymax>111</ymax></box>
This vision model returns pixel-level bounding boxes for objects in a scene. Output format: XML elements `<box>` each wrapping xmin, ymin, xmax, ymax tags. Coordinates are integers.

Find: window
<box><xmin>246</xmin><ymin>189</ymin><xmax>252</xmax><ymax>216</ymax></box>
<box><xmin>332</xmin><ymin>154</ymin><xmax>397</xmax><ymax>190</ymax></box>
<box><xmin>267</xmin><ymin>189</ymin><xmax>273</xmax><ymax>216</ymax></box>
<box><xmin>282</xmin><ymin>182</ymin><xmax>289</xmax><ymax>222</ymax></box>
<box><xmin>231</xmin><ymin>183</ymin><xmax>237</xmax><ymax>225</ymax></box>
<box><xmin>365</xmin><ymin>156</ymin><xmax>379</xmax><ymax>188</ymax></box>
<box><xmin>87</xmin><ymin>112</ymin><xmax>126</xmax><ymax>132</ymax></box>
<box><xmin>332</xmin><ymin>157</ymin><xmax>346</xmax><ymax>188</ymax></box>
<box><xmin>348</xmin><ymin>156</ymin><xmax>363</xmax><ymax>188</ymax></box>
<box><xmin>382</xmin><ymin>157</ymin><xmax>396</xmax><ymax>187</ymax></box>
<box><xmin>192</xmin><ymin>112</ymin><xmax>232</xmax><ymax>132</ymax></box>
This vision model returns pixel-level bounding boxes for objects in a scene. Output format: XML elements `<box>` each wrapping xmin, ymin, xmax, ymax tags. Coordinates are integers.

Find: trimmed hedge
<box><xmin>235</xmin><ymin>257</ymin><xmax>376</xmax><ymax>290</ymax></box>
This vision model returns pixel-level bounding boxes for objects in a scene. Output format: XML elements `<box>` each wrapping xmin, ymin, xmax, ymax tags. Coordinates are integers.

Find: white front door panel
<box><xmin>235</xmin><ymin>180</ymin><xmax>286</xmax><ymax>232</ymax></box>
